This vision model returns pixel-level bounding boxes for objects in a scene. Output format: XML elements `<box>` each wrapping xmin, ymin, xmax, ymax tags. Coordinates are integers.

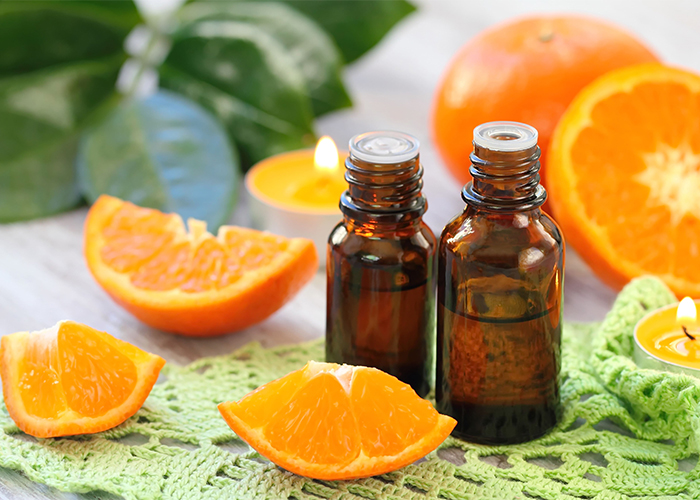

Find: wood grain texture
<box><xmin>1</xmin><ymin>0</ymin><xmax>696</xmax><ymax>497</ymax></box>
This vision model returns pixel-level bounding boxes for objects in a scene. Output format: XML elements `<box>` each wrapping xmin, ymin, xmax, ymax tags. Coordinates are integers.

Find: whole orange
<box><xmin>431</xmin><ymin>16</ymin><xmax>658</xmax><ymax>194</ymax></box>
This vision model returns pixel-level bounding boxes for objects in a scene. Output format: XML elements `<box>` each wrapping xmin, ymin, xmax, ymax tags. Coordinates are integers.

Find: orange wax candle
<box><xmin>245</xmin><ymin>137</ymin><xmax>348</xmax><ymax>263</ymax></box>
<box><xmin>634</xmin><ymin>297</ymin><xmax>700</xmax><ymax>376</ymax></box>
<box><xmin>246</xmin><ymin>136</ymin><xmax>346</xmax><ymax>213</ymax></box>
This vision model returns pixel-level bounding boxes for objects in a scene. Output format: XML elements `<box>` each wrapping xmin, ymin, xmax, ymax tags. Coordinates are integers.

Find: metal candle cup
<box><xmin>244</xmin><ymin>138</ymin><xmax>347</xmax><ymax>266</ymax></box>
<box><xmin>633</xmin><ymin>298</ymin><xmax>700</xmax><ymax>377</ymax></box>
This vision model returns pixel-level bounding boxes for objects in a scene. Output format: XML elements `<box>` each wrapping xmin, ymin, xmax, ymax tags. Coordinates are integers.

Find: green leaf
<box><xmin>0</xmin><ymin>0</ymin><xmax>139</xmax><ymax>222</ymax></box>
<box><xmin>178</xmin><ymin>2</ymin><xmax>351</xmax><ymax>117</ymax></box>
<box><xmin>280</xmin><ymin>0</ymin><xmax>416</xmax><ymax>63</ymax></box>
<box><xmin>77</xmin><ymin>91</ymin><xmax>240</xmax><ymax>230</ymax></box>
<box><xmin>0</xmin><ymin>1</ymin><xmax>139</xmax><ymax>77</ymax></box>
<box><xmin>0</xmin><ymin>57</ymin><xmax>123</xmax><ymax>222</ymax></box>
<box><xmin>160</xmin><ymin>8</ymin><xmax>316</xmax><ymax>168</ymax></box>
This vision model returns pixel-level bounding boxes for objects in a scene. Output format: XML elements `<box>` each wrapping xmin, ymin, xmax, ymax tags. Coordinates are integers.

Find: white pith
<box><xmin>636</xmin><ymin>143</ymin><xmax>700</xmax><ymax>225</ymax></box>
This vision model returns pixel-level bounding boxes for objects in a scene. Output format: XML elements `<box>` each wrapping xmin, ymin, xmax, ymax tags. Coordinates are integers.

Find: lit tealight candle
<box><xmin>634</xmin><ymin>297</ymin><xmax>700</xmax><ymax>376</ymax></box>
<box><xmin>245</xmin><ymin>136</ymin><xmax>347</xmax><ymax>264</ymax></box>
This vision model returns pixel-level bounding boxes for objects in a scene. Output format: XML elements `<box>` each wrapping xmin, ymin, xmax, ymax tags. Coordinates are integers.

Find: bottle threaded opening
<box><xmin>350</xmin><ymin>131</ymin><xmax>419</xmax><ymax>164</ymax></box>
<box><xmin>473</xmin><ymin>121</ymin><xmax>538</xmax><ymax>152</ymax></box>
<box><xmin>464</xmin><ymin>121</ymin><xmax>546</xmax><ymax>211</ymax></box>
<box><xmin>342</xmin><ymin>131</ymin><xmax>426</xmax><ymax>222</ymax></box>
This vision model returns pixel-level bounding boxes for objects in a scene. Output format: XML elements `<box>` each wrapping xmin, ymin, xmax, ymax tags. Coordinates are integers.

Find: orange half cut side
<box><xmin>218</xmin><ymin>362</ymin><xmax>457</xmax><ymax>480</ymax></box>
<box><xmin>0</xmin><ymin>321</ymin><xmax>165</xmax><ymax>438</ymax></box>
<box><xmin>84</xmin><ymin>195</ymin><xmax>318</xmax><ymax>336</ymax></box>
<box><xmin>547</xmin><ymin>63</ymin><xmax>700</xmax><ymax>296</ymax></box>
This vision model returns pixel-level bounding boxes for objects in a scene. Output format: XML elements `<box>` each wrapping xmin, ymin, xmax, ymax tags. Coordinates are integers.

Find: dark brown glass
<box><xmin>326</xmin><ymin>140</ymin><xmax>436</xmax><ymax>397</ymax></box>
<box><xmin>436</xmin><ymin>130</ymin><xmax>564</xmax><ymax>444</ymax></box>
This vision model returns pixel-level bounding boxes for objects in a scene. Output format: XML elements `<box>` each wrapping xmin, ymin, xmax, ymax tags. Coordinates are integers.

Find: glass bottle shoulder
<box><xmin>440</xmin><ymin>207</ymin><xmax>564</xmax><ymax>264</ymax></box>
<box><xmin>329</xmin><ymin>220</ymin><xmax>436</xmax><ymax>265</ymax></box>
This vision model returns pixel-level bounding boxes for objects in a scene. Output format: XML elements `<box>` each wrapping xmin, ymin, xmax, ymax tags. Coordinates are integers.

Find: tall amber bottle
<box><xmin>326</xmin><ymin>131</ymin><xmax>436</xmax><ymax>397</ymax></box>
<box><xmin>436</xmin><ymin>121</ymin><xmax>564</xmax><ymax>444</ymax></box>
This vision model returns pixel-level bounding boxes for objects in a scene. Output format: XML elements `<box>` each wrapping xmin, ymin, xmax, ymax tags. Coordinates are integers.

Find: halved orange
<box><xmin>84</xmin><ymin>195</ymin><xmax>318</xmax><ymax>336</ymax></box>
<box><xmin>0</xmin><ymin>321</ymin><xmax>164</xmax><ymax>438</ymax></box>
<box><xmin>547</xmin><ymin>63</ymin><xmax>700</xmax><ymax>296</ymax></box>
<box><xmin>218</xmin><ymin>361</ymin><xmax>456</xmax><ymax>480</ymax></box>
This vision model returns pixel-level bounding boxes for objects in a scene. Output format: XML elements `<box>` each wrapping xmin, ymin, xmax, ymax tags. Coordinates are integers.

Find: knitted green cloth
<box><xmin>1</xmin><ymin>277</ymin><xmax>700</xmax><ymax>500</ymax></box>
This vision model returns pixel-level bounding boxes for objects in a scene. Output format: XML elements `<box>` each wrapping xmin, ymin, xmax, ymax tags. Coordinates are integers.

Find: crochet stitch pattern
<box><xmin>1</xmin><ymin>277</ymin><xmax>699</xmax><ymax>500</ymax></box>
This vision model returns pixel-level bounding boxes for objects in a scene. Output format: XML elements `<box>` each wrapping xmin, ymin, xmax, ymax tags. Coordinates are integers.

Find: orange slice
<box><xmin>0</xmin><ymin>321</ymin><xmax>164</xmax><ymax>438</ymax></box>
<box><xmin>84</xmin><ymin>195</ymin><xmax>318</xmax><ymax>336</ymax></box>
<box><xmin>218</xmin><ymin>362</ymin><xmax>456</xmax><ymax>480</ymax></box>
<box><xmin>547</xmin><ymin>63</ymin><xmax>700</xmax><ymax>296</ymax></box>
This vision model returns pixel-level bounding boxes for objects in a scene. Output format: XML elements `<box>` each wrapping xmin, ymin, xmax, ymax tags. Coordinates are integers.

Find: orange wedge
<box><xmin>84</xmin><ymin>195</ymin><xmax>318</xmax><ymax>336</ymax></box>
<box><xmin>0</xmin><ymin>321</ymin><xmax>164</xmax><ymax>438</ymax></box>
<box><xmin>548</xmin><ymin>63</ymin><xmax>700</xmax><ymax>296</ymax></box>
<box><xmin>218</xmin><ymin>361</ymin><xmax>456</xmax><ymax>480</ymax></box>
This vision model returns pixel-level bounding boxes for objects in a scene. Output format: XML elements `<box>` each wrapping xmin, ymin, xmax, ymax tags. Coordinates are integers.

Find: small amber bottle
<box><xmin>326</xmin><ymin>131</ymin><xmax>436</xmax><ymax>397</ymax></box>
<box><xmin>436</xmin><ymin>121</ymin><xmax>564</xmax><ymax>444</ymax></box>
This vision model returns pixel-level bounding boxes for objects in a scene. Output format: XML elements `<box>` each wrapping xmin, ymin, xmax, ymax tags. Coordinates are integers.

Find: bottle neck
<box><xmin>340</xmin><ymin>154</ymin><xmax>427</xmax><ymax>224</ymax></box>
<box><xmin>462</xmin><ymin>143</ymin><xmax>546</xmax><ymax>212</ymax></box>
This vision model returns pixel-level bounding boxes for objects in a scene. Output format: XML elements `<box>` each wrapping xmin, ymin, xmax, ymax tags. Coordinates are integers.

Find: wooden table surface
<box><xmin>1</xmin><ymin>1</ymin><xmax>697</xmax><ymax>498</ymax></box>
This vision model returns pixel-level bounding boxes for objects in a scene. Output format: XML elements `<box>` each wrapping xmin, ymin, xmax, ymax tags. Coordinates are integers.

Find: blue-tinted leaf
<box><xmin>77</xmin><ymin>91</ymin><xmax>240</xmax><ymax>230</ymax></box>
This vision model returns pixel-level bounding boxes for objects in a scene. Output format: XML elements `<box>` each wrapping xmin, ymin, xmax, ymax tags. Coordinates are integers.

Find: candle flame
<box><xmin>677</xmin><ymin>297</ymin><xmax>697</xmax><ymax>324</ymax></box>
<box><xmin>314</xmin><ymin>136</ymin><xmax>339</xmax><ymax>173</ymax></box>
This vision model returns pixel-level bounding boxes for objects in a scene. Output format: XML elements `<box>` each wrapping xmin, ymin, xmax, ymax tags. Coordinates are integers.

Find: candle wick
<box><xmin>316</xmin><ymin>175</ymin><xmax>332</xmax><ymax>189</ymax></box>
<box><xmin>682</xmin><ymin>325</ymin><xmax>696</xmax><ymax>341</ymax></box>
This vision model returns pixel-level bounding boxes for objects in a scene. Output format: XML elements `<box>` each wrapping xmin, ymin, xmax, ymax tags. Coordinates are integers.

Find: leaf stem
<box><xmin>123</xmin><ymin>26</ymin><xmax>165</xmax><ymax>99</ymax></box>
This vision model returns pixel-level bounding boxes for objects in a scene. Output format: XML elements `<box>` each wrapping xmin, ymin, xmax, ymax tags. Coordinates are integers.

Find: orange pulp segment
<box><xmin>84</xmin><ymin>195</ymin><xmax>318</xmax><ymax>336</ymax></box>
<box><xmin>218</xmin><ymin>362</ymin><xmax>457</xmax><ymax>480</ymax></box>
<box><xmin>547</xmin><ymin>63</ymin><xmax>700</xmax><ymax>296</ymax></box>
<box><xmin>0</xmin><ymin>321</ymin><xmax>164</xmax><ymax>438</ymax></box>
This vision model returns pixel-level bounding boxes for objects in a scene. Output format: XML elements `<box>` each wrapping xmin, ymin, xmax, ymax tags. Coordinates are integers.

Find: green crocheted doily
<box><xmin>2</xmin><ymin>277</ymin><xmax>700</xmax><ymax>500</ymax></box>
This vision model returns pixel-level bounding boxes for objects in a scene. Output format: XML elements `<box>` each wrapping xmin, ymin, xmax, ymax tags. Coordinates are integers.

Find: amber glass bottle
<box><xmin>436</xmin><ymin>121</ymin><xmax>564</xmax><ymax>444</ymax></box>
<box><xmin>326</xmin><ymin>131</ymin><xmax>436</xmax><ymax>397</ymax></box>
